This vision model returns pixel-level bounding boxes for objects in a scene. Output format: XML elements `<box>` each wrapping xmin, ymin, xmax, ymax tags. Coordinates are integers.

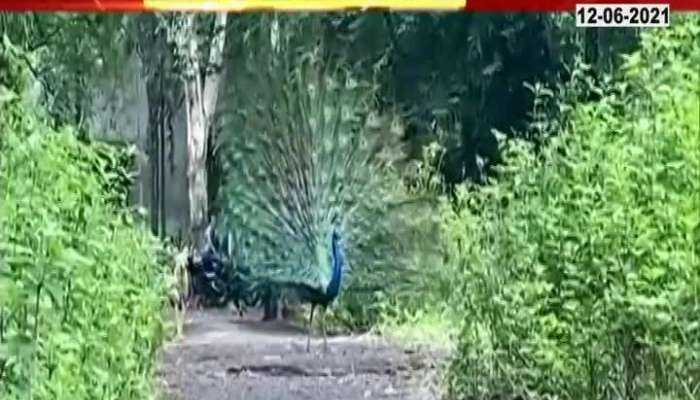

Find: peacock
<box><xmin>186</xmin><ymin>225</ymin><xmax>231</xmax><ymax>307</ymax></box>
<box><xmin>217</xmin><ymin>31</ymin><xmax>426</xmax><ymax>352</ymax></box>
<box><xmin>189</xmin><ymin>224</ymin><xmax>264</xmax><ymax>315</ymax></box>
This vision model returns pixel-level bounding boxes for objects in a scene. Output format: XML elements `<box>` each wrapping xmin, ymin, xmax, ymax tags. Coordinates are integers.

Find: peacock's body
<box><xmin>187</xmin><ymin>225</ymin><xmax>260</xmax><ymax>314</ymax></box>
<box><xmin>218</xmin><ymin>35</ymin><xmax>416</xmax><ymax>351</ymax></box>
<box><xmin>186</xmin><ymin>226</ymin><xmax>229</xmax><ymax>307</ymax></box>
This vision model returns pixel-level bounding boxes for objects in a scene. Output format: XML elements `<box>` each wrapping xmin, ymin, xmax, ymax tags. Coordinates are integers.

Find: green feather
<box><xmin>218</xmin><ymin>31</ymin><xmax>427</xmax><ymax>300</ymax></box>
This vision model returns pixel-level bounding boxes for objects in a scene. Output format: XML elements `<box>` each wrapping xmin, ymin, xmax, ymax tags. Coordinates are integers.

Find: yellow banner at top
<box><xmin>143</xmin><ymin>0</ymin><xmax>465</xmax><ymax>11</ymax></box>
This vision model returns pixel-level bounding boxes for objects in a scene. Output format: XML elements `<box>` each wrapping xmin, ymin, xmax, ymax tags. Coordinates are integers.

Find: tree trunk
<box><xmin>137</xmin><ymin>14</ymin><xmax>173</xmax><ymax>238</ymax></box>
<box><xmin>184</xmin><ymin>66</ymin><xmax>208</xmax><ymax>244</ymax></box>
<box><xmin>159</xmin><ymin>88</ymin><xmax>167</xmax><ymax>237</ymax></box>
<box><xmin>142</xmin><ymin>43</ymin><xmax>163</xmax><ymax>236</ymax></box>
<box><xmin>147</xmin><ymin>89</ymin><xmax>160</xmax><ymax>235</ymax></box>
<box><xmin>180</xmin><ymin>12</ymin><xmax>228</xmax><ymax>246</ymax></box>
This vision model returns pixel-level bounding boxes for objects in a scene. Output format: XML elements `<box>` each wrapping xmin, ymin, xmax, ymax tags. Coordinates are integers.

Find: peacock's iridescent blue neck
<box><xmin>325</xmin><ymin>232</ymin><xmax>344</xmax><ymax>299</ymax></box>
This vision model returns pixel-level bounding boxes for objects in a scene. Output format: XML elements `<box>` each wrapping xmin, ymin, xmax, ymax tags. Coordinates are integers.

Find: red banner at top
<box><xmin>0</xmin><ymin>0</ymin><xmax>144</xmax><ymax>11</ymax></box>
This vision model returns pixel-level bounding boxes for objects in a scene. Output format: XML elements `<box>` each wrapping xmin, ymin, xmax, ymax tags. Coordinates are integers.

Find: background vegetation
<box><xmin>0</xmin><ymin>10</ymin><xmax>698</xmax><ymax>400</ymax></box>
<box><xmin>0</xmin><ymin>41</ymin><xmax>168</xmax><ymax>399</ymax></box>
<box><xmin>446</xmin><ymin>17</ymin><xmax>699</xmax><ymax>399</ymax></box>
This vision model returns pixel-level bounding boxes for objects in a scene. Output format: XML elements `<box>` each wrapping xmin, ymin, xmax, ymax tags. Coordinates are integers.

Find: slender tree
<box><xmin>166</xmin><ymin>12</ymin><xmax>228</xmax><ymax>244</ymax></box>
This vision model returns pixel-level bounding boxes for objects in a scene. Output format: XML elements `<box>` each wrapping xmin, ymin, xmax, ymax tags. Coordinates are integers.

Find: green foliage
<box><xmin>358</xmin><ymin>143</ymin><xmax>460</xmax><ymax>336</ymax></box>
<box><xmin>0</xmin><ymin>67</ymin><xmax>166</xmax><ymax>399</ymax></box>
<box><xmin>87</xmin><ymin>140</ymin><xmax>139</xmax><ymax>210</ymax></box>
<box><xmin>0</xmin><ymin>36</ymin><xmax>30</xmax><ymax>98</ymax></box>
<box><xmin>447</xmin><ymin>16</ymin><xmax>700</xmax><ymax>400</ymax></box>
<box><xmin>0</xmin><ymin>13</ymin><xmax>131</xmax><ymax>129</ymax></box>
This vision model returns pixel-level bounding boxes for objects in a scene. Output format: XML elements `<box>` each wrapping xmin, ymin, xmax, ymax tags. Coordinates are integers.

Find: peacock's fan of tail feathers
<box><xmin>220</xmin><ymin>44</ymin><xmax>419</xmax><ymax>295</ymax></box>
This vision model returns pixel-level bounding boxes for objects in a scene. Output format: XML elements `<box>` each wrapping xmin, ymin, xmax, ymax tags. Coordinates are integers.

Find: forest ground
<box><xmin>158</xmin><ymin>308</ymin><xmax>449</xmax><ymax>400</ymax></box>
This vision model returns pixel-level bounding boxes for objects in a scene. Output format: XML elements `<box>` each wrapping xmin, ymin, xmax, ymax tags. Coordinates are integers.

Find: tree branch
<box><xmin>27</xmin><ymin>25</ymin><xmax>62</xmax><ymax>52</ymax></box>
<box><xmin>202</xmin><ymin>12</ymin><xmax>227</xmax><ymax>122</ymax></box>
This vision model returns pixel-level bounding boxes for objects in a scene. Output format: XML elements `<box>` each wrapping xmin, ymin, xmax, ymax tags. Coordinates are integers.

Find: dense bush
<box><xmin>447</xmin><ymin>16</ymin><xmax>699</xmax><ymax>400</ymax></box>
<box><xmin>0</xmin><ymin>57</ymin><xmax>167</xmax><ymax>399</ymax></box>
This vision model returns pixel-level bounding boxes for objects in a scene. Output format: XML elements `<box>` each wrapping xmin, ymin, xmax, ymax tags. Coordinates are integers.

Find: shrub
<box><xmin>447</xmin><ymin>16</ymin><xmax>700</xmax><ymax>400</ymax></box>
<box><xmin>0</xmin><ymin>64</ymin><xmax>167</xmax><ymax>399</ymax></box>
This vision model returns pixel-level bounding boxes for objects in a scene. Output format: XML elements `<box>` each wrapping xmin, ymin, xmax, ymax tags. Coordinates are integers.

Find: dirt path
<box><xmin>158</xmin><ymin>309</ymin><xmax>449</xmax><ymax>400</ymax></box>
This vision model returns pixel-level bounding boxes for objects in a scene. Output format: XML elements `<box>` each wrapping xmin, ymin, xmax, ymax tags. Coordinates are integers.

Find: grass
<box><xmin>376</xmin><ymin>306</ymin><xmax>458</xmax><ymax>350</ymax></box>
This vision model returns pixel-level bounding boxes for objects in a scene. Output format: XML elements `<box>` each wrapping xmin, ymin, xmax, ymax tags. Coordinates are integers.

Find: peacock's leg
<box><xmin>306</xmin><ymin>304</ymin><xmax>316</xmax><ymax>353</ymax></box>
<box><xmin>321</xmin><ymin>307</ymin><xmax>328</xmax><ymax>353</ymax></box>
<box><xmin>262</xmin><ymin>285</ymin><xmax>277</xmax><ymax>321</ymax></box>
